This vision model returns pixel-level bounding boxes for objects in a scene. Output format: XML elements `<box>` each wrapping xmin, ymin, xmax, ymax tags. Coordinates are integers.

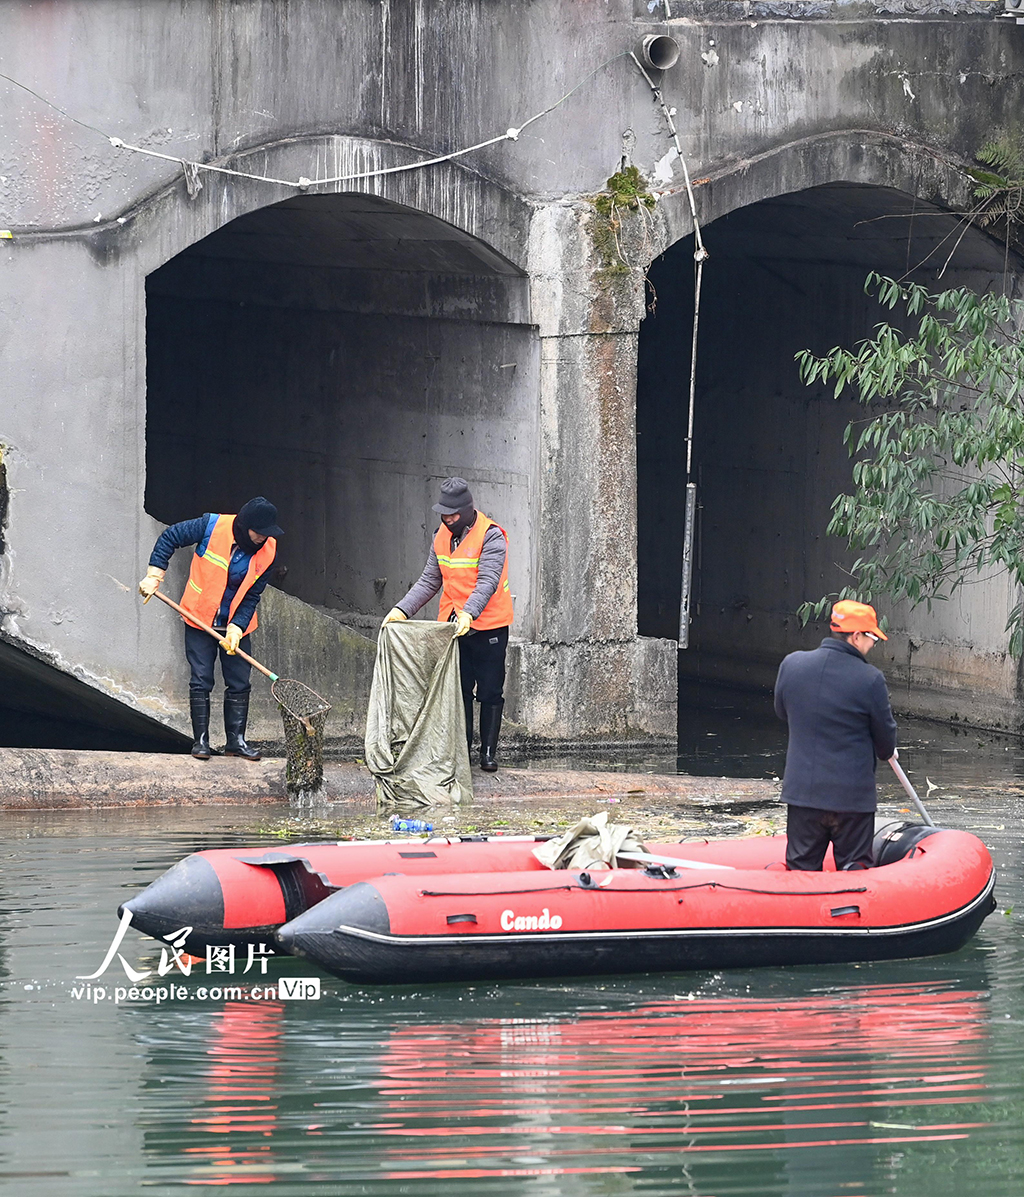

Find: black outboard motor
<box><xmin>872</xmin><ymin>818</ymin><xmax>942</xmax><ymax>867</ymax></box>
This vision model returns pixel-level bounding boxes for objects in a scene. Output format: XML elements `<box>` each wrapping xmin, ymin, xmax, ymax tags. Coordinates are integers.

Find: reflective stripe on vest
<box><xmin>179</xmin><ymin>514</ymin><xmax>277</xmax><ymax>634</ymax></box>
<box><xmin>434</xmin><ymin>512</ymin><xmax>513</xmax><ymax>631</ymax></box>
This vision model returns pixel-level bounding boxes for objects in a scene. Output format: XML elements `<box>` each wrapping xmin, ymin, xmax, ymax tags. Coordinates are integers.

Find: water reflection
<box><xmin>0</xmin><ymin>801</ymin><xmax>1021</xmax><ymax>1194</ymax></box>
<box><xmin>180</xmin><ymin>1001</ymin><xmax>283</xmax><ymax>1186</ymax></box>
<box><xmin>123</xmin><ymin>973</ymin><xmax>1001</xmax><ymax>1195</ymax></box>
<box><xmin>363</xmin><ymin>982</ymin><xmax>989</xmax><ymax>1192</ymax></box>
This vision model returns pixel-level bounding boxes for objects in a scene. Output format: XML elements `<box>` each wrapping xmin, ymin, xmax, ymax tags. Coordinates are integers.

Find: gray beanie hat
<box><xmin>432</xmin><ymin>477</ymin><xmax>474</xmax><ymax>515</ymax></box>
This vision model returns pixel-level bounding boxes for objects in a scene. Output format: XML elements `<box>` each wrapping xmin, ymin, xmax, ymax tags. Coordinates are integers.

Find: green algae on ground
<box><xmin>252</xmin><ymin>796</ymin><xmax>784</xmax><ymax>845</ymax></box>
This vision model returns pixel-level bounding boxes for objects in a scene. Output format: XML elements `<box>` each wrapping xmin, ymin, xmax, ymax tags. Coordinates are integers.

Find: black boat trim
<box><xmin>329</xmin><ymin>869</ymin><xmax>995</xmax><ymax>948</ymax></box>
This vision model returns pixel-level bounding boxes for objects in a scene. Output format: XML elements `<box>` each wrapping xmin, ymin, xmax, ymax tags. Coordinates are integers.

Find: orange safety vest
<box><xmin>434</xmin><ymin>512</ymin><xmax>513</xmax><ymax>631</ymax></box>
<box><xmin>179</xmin><ymin>514</ymin><xmax>277</xmax><ymax>634</ymax></box>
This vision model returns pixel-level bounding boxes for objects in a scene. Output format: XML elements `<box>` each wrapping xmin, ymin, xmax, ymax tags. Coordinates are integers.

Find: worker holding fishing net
<box><xmin>138</xmin><ymin>498</ymin><xmax>283</xmax><ymax>762</ymax></box>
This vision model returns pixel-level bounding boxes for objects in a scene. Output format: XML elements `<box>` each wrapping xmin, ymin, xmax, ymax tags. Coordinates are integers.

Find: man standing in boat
<box><xmin>382</xmin><ymin>477</ymin><xmax>513</xmax><ymax>772</ymax></box>
<box><xmin>138</xmin><ymin>498</ymin><xmax>283</xmax><ymax>762</ymax></box>
<box><xmin>774</xmin><ymin>600</ymin><xmax>898</xmax><ymax>871</ymax></box>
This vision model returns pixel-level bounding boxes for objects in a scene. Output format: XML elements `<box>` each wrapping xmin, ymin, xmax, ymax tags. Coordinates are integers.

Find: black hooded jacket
<box><xmin>774</xmin><ymin>638</ymin><xmax>898</xmax><ymax>813</ymax></box>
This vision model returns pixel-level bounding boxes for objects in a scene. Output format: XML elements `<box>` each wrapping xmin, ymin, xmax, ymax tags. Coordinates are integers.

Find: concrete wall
<box><xmin>638</xmin><ymin>182</ymin><xmax>1024</xmax><ymax>727</ymax></box>
<box><xmin>1</xmin><ymin>0</ymin><xmax>1022</xmax><ymax>746</ymax></box>
<box><xmin>144</xmin><ymin>194</ymin><xmax>537</xmax><ymax>627</ymax></box>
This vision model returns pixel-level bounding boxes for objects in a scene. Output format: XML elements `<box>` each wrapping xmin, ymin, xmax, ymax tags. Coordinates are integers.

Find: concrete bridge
<box><xmin>2</xmin><ymin>0</ymin><xmax>1023</xmax><ymax>750</ymax></box>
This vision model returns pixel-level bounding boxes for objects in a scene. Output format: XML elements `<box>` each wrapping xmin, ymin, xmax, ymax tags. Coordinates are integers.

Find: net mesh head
<box><xmin>272</xmin><ymin>678</ymin><xmax>331</xmax><ymax>795</ymax></box>
<box><xmin>272</xmin><ymin>678</ymin><xmax>331</xmax><ymax>720</ymax></box>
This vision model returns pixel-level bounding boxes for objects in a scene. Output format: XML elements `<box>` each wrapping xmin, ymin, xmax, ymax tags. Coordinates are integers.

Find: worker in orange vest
<box><xmin>138</xmin><ymin>498</ymin><xmax>282</xmax><ymax>762</ymax></box>
<box><xmin>384</xmin><ymin>477</ymin><xmax>513</xmax><ymax>772</ymax></box>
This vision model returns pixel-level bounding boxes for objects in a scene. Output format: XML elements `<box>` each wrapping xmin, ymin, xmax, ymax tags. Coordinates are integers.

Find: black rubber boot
<box><xmin>224</xmin><ymin>692</ymin><xmax>261</xmax><ymax>761</ymax></box>
<box><xmin>464</xmin><ymin>694</ymin><xmax>475</xmax><ymax>756</ymax></box>
<box><xmin>189</xmin><ymin>691</ymin><xmax>217</xmax><ymax>760</ymax></box>
<box><xmin>479</xmin><ymin>701</ymin><xmax>503</xmax><ymax>773</ymax></box>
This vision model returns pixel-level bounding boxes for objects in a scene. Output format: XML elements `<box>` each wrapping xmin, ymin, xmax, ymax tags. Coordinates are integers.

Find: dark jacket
<box><xmin>149</xmin><ymin>514</ymin><xmax>275</xmax><ymax>632</ymax></box>
<box><xmin>774</xmin><ymin>637</ymin><xmax>898</xmax><ymax>813</ymax></box>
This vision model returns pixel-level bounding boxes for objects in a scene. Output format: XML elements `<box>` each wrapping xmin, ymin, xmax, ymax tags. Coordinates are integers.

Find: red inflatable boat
<box><xmin>123</xmin><ymin>822</ymin><xmax>995</xmax><ymax>983</ymax></box>
<box><xmin>121</xmin><ymin>835</ymin><xmax>572</xmax><ymax>951</ymax></box>
<box><xmin>276</xmin><ymin>822</ymin><xmax>995</xmax><ymax>982</ymax></box>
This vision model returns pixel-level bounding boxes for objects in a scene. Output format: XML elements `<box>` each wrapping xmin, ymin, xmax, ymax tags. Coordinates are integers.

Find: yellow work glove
<box><xmin>454</xmin><ymin>610</ymin><xmax>473</xmax><ymax>637</ymax></box>
<box><xmin>220</xmin><ymin>624</ymin><xmax>244</xmax><ymax>655</ymax></box>
<box><xmin>138</xmin><ymin>566</ymin><xmax>165</xmax><ymax>603</ymax></box>
<box><xmin>382</xmin><ymin>607</ymin><xmax>408</xmax><ymax>626</ymax></box>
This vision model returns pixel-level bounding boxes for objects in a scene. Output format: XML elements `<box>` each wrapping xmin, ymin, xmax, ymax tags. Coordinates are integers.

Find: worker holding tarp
<box><xmin>383</xmin><ymin>477</ymin><xmax>513</xmax><ymax>772</ymax></box>
<box><xmin>139</xmin><ymin>497</ymin><xmax>283</xmax><ymax>762</ymax></box>
<box><xmin>364</xmin><ymin>620</ymin><xmax>475</xmax><ymax>807</ymax></box>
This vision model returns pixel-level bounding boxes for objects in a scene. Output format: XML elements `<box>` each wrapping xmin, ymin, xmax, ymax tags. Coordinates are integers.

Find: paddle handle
<box><xmin>888</xmin><ymin>753</ymin><xmax>935</xmax><ymax>827</ymax></box>
<box><xmin>616</xmin><ymin>850</ymin><xmax>735</xmax><ymax>872</ymax></box>
<box><xmin>149</xmin><ymin>589</ymin><xmax>278</xmax><ymax>681</ymax></box>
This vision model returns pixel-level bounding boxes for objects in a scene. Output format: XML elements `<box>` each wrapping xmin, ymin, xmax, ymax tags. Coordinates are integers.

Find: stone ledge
<box><xmin>645</xmin><ymin>0</ymin><xmax>1004</xmax><ymax>20</ymax></box>
<box><xmin>0</xmin><ymin>747</ymin><xmax>778</xmax><ymax>810</ymax></box>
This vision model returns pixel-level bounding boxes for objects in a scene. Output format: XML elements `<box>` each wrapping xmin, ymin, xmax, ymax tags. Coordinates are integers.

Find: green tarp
<box><xmin>364</xmin><ymin>620</ymin><xmax>474</xmax><ymax>807</ymax></box>
<box><xmin>532</xmin><ymin>811</ymin><xmax>647</xmax><ymax>870</ymax></box>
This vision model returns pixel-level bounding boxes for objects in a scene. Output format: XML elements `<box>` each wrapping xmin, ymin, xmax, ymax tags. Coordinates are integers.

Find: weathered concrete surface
<box><xmin>0</xmin><ymin>747</ymin><xmax>778</xmax><ymax>810</ymax></box>
<box><xmin>639</xmin><ymin>182</ymin><xmax>1024</xmax><ymax>729</ymax></box>
<box><xmin>235</xmin><ymin>587</ymin><xmax>378</xmax><ymax>741</ymax></box>
<box><xmin>2</xmin><ymin>0</ymin><xmax>1023</xmax><ymax>745</ymax></box>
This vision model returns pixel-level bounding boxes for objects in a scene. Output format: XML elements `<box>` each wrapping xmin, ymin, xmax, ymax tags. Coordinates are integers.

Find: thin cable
<box><xmin>2</xmin><ymin>53</ymin><xmax>629</xmax><ymax>195</ymax></box>
<box><xmin>312</xmin><ymin>52</ymin><xmax>629</xmax><ymax>187</ymax></box>
<box><xmin>0</xmin><ymin>69</ymin><xmax>111</xmax><ymax>140</ymax></box>
<box><xmin>630</xmin><ymin>53</ymin><xmax>708</xmax><ymax>646</ymax></box>
<box><xmin>630</xmin><ymin>52</ymin><xmax>707</xmax><ymax>481</ymax></box>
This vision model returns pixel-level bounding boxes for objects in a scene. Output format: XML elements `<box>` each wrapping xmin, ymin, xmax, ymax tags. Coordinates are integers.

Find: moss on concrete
<box><xmin>588</xmin><ymin>166</ymin><xmax>657</xmax><ymax>281</ymax></box>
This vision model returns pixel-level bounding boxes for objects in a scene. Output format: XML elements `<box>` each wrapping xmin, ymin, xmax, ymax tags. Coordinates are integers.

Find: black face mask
<box><xmin>233</xmin><ymin>498</ymin><xmax>271</xmax><ymax>556</ymax></box>
<box><xmin>444</xmin><ymin>509</ymin><xmax>476</xmax><ymax>541</ymax></box>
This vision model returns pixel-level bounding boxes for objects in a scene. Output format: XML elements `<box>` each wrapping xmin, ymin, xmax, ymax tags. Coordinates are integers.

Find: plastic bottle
<box><xmin>390</xmin><ymin>816</ymin><xmax>433</xmax><ymax>834</ymax></box>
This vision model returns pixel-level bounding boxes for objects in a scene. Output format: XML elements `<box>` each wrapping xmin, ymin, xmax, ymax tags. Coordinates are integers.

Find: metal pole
<box><xmin>888</xmin><ymin>754</ymin><xmax>936</xmax><ymax>827</ymax></box>
<box><xmin>629</xmin><ymin>54</ymin><xmax>707</xmax><ymax>652</ymax></box>
<box><xmin>679</xmin><ymin>481</ymin><xmax>697</xmax><ymax>647</ymax></box>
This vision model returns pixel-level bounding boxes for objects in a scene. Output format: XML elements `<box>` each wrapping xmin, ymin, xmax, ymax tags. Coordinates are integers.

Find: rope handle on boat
<box><xmin>420</xmin><ymin>883</ymin><xmax>870</xmax><ymax>897</ymax></box>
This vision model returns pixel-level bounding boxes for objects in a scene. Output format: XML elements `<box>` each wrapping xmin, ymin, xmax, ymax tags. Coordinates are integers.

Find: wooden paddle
<box><xmin>150</xmin><ymin>589</ymin><xmax>278</xmax><ymax>680</ymax></box>
<box><xmin>147</xmin><ymin>589</ymin><xmax>329</xmax><ymax>735</ymax></box>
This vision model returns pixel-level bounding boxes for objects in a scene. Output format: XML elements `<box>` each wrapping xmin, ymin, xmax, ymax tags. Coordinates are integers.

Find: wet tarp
<box><xmin>533</xmin><ymin>811</ymin><xmax>647</xmax><ymax>870</ymax></box>
<box><xmin>364</xmin><ymin>620</ymin><xmax>474</xmax><ymax>807</ymax></box>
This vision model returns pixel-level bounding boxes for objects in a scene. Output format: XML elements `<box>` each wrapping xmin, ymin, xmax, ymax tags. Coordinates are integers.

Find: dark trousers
<box><xmin>458</xmin><ymin>625</ymin><xmax>508</xmax><ymax>706</ymax></box>
<box><xmin>184</xmin><ymin>625</ymin><xmax>253</xmax><ymax>696</ymax></box>
<box><xmin>785</xmin><ymin>804</ymin><xmax>875</xmax><ymax>871</ymax></box>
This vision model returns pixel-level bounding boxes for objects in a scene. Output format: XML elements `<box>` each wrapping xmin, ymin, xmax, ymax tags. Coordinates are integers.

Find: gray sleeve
<box><xmin>462</xmin><ymin>525</ymin><xmax>507</xmax><ymax>620</ymax></box>
<box><xmin>396</xmin><ymin>544</ymin><xmax>443</xmax><ymax>616</ymax></box>
<box><xmin>773</xmin><ymin>660</ymin><xmax>787</xmax><ymax>721</ymax></box>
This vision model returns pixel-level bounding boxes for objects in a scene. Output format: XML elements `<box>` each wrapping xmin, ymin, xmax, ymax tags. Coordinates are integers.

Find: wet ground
<box><xmin>1</xmin><ymin>697</ymin><xmax>1023</xmax><ymax>1195</ymax></box>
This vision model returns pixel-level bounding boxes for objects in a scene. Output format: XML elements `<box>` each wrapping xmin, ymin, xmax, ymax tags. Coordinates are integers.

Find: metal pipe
<box><xmin>679</xmin><ymin>481</ymin><xmax>697</xmax><ymax>646</ymax></box>
<box><xmin>888</xmin><ymin>753</ymin><xmax>936</xmax><ymax>827</ymax></box>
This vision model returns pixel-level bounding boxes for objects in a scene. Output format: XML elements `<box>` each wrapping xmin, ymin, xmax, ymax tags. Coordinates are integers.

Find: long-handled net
<box><xmin>148</xmin><ymin>590</ymin><xmax>332</xmax><ymax>798</ymax></box>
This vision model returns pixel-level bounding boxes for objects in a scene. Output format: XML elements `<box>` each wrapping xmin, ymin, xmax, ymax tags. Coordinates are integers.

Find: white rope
<box><xmin>3</xmin><ymin>56</ymin><xmax>628</xmax><ymax>195</ymax></box>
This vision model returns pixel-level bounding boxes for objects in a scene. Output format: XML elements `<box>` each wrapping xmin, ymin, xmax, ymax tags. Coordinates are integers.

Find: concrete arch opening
<box><xmin>637</xmin><ymin>182</ymin><xmax>1020</xmax><ymax>748</ymax></box>
<box><xmin>145</xmin><ymin>192</ymin><xmax>536</xmax><ymax>635</ymax></box>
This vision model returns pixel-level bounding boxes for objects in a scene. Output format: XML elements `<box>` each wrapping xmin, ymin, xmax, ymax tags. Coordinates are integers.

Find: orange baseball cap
<box><xmin>830</xmin><ymin>600</ymin><xmax>887</xmax><ymax>640</ymax></box>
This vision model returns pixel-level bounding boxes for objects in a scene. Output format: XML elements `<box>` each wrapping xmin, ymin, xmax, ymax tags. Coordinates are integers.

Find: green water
<box><xmin>1</xmin><ymin>719</ymin><xmax>1023</xmax><ymax>1195</ymax></box>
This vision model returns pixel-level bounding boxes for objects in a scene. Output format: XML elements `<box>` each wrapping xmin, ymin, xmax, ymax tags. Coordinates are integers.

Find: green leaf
<box><xmin>799</xmin><ymin>270</ymin><xmax>1024</xmax><ymax>656</ymax></box>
